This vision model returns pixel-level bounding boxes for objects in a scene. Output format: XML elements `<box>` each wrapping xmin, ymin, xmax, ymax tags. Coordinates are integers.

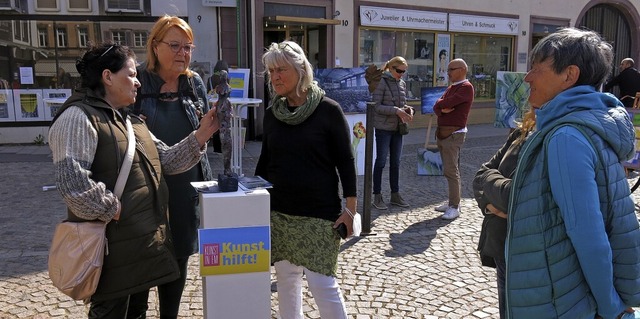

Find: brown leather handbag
<box><xmin>48</xmin><ymin>118</ymin><xmax>135</xmax><ymax>303</ymax></box>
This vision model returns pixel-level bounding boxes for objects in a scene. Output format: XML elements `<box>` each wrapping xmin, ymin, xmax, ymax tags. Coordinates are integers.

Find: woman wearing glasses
<box><xmin>131</xmin><ymin>15</ymin><xmax>213</xmax><ymax>318</ymax></box>
<box><xmin>371</xmin><ymin>56</ymin><xmax>414</xmax><ymax>210</ymax></box>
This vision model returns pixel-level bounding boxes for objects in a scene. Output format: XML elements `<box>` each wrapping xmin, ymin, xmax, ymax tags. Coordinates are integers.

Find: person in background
<box><xmin>603</xmin><ymin>57</ymin><xmax>640</xmax><ymax>108</ymax></box>
<box><xmin>48</xmin><ymin>42</ymin><xmax>219</xmax><ymax>318</ymax></box>
<box><xmin>371</xmin><ymin>56</ymin><xmax>414</xmax><ymax>210</ymax></box>
<box><xmin>505</xmin><ymin>28</ymin><xmax>640</xmax><ymax>319</ymax></box>
<box><xmin>131</xmin><ymin>15</ymin><xmax>213</xmax><ymax>319</ymax></box>
<box><xmin>433</xmin><ymin>58</ymin><xmax>474</xmax><ymax>220</ymax></box>
<box><xmin>55</xmin><ymin>67</ymin><xmax>73</xmax><ymax>89</ymax></box>
<box><xmin>256</xmin><ymin>40</ymin><xmax>356</xmax><ymax>319</ymax></box>
<box><xmin>472</xmin><ymin>108</ymin><xmax>535</xmax><ymax>319</ymax></box>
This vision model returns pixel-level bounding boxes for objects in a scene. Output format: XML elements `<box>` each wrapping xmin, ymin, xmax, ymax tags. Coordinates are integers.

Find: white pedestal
<box><xmin>198</xmin><ymin>187</ymin><xmax>271</xmax><ymax>319</ymax></box>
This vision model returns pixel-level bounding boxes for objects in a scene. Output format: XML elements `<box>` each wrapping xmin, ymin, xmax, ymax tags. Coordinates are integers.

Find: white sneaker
<box><xmin>441</xmin><ymin>207</ymin><xmax>460</xmax><ymax>220</ymax></box>
<box><xmin>435</xmin><ymin>203</ymin><xmax>449</xmax><ymax>212</ymax></box>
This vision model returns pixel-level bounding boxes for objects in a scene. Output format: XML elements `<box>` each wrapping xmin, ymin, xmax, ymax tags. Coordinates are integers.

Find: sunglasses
<box><xmin>158</xmin><ymin>40</ymin><xmax>195</xmax><ymax>54</ymax></box>
<box><xmin>393</xmin><ymin>67</ymin><xmax>407</xmax><ymax>74</ymax></box>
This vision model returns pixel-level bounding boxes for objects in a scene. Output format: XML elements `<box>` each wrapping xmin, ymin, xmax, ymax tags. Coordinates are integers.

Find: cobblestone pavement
<box><xmin>1</xmin><ymin>124</ymin><xmax>638</xmax><ymax>318</ymax></box>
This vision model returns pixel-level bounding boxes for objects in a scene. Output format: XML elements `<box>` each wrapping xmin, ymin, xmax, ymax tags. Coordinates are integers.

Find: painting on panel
<box><xmin>495</xmin><ymin>71</ymin><xmax>529</xmax><ymax>128</ymax></box>
<box><xmin>314</xmin><ymin>67</ymin><xmax>369</xmax><ymax>114</ymax></box>
<box><xmin>420</xmin><ymin>86</ymin><xmax>447</xmax><ymax>114</ymax></box>
<box><xmin>13</xmin><ymin>89</ymin><xmax>45</xmax><ymax>121</ymax></box>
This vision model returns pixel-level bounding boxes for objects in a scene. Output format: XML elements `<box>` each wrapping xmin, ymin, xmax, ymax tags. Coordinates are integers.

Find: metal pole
<box><xmin>53</xmin><ymin>21</ymin><xmax>59</xmax><ymax>88</ymax></box>
<box><xmin>360</xmin><ymin>101</ymin><xmax>376</xmax><ymax>236</ymax></box>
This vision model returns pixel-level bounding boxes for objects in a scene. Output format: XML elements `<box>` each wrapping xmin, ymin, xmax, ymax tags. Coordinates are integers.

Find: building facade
<box><xmin>0</xmin><ymin>0</ymin><xmax>638</xmax><ymax>143</ymax></box>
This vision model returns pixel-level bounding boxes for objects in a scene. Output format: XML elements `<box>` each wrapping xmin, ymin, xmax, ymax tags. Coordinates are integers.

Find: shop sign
<box><xmin>198</xmin><ymin>226</ymin><xmax>270</xmax><ymax>276</ymax></box>
<box><xmin>202</xmin><ymin>0</ymin><xmax>236</xmax><ymax>7</ymax></box>
<box><xmin>449</xmin><ymin>14</ymin><xmax>519</xmax><ymax>35</ymax></box>
<box><xmin>360</xmin><ymin>5</ymin><xmax>447</xmax><ymax>31</ymax></box>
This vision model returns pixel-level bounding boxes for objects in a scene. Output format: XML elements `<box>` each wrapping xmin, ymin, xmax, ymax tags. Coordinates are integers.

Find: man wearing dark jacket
<box><xmin>604</xmin><ymin>58</ymin><xmax>640</xmax><ymax>108</ymax></box>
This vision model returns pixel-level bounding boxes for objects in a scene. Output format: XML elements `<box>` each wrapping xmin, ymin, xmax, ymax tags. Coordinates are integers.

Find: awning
<box><xmin>34</xmin><ymin>61</ymin><xmax>79</xmax><ymax>77</ymax></box>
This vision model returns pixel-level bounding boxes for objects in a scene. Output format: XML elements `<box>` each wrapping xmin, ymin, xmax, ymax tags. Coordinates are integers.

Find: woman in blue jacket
<box><xmin>505</xmin><ymin>27</ymin><xmax>640</xmax><ymax>319</ymax></box>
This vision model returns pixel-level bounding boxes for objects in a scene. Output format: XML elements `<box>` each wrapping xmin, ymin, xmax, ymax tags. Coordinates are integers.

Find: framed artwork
<box><xmin>345</xmin><ymin>113</ymin><xmax>375</xmax><ymax>175</ymax></box>
<box><xmin>228</xmin><ymin>68</ymin><xmax>250</xmax><ymax>99</ymax></box>
<box><xmin>420</xmin><ymin>86</ymin><xmax>447</xmax><ymax>114</ymax></box>
<box><xmin>417</xmin><ymin>147</ymin><xmax>443</xmax><ymax>176</ymax></box>
<box><xmin>13</xmin><ymin>89</ymin><xmax>45</xmax><ymax>121</ymax></box>
<box><xmin>42</xmin><ymin>89</ymin><xmax>71</xmax><ymax>120</ymax></box>
<box><xmin>0</xmin><ymin>89</ymin><xmax>15</xmax><ymax>122</ymax></box>
<box><xmin>495</xmin><ymin>71</ymin><xmax>529</xmax><ymax>128</ymax></box>
<box><xmin>314</xmin><ymin>67</ymin><xmax>369</xmax><ymax>114</ymax></box>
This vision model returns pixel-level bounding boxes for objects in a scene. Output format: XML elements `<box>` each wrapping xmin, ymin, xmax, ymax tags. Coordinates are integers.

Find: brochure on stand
<box><xmin>191</xmin><ymin>176</ymin><xmax>272</xmax><ymax>193</ymax></box>
<box><xmin>238</xmin><ymin>176</ymin><xmax>272</xmax><ymax>191</ymax></box>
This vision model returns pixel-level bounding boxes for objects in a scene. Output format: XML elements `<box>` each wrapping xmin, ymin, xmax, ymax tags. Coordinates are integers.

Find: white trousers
<box><xmin>274</xmin><ymin>260</ymin><xmax>348</xmax><ymax>319</ymax></box>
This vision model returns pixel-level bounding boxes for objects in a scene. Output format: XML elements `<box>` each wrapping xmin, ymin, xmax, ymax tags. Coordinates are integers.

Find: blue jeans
<box><xmin>373</xmin><ymin>129</ymin><xmax>403</xmax><ymax>194</ymax></box>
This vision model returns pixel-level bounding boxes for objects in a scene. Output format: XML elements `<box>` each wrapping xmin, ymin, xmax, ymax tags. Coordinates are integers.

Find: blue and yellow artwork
<box><xmin>495</xmin><ymin>71</ymin><xmax>529</xmax><ymax>128</ymax></box>
<box><xmin>198</xmin><ymin>226</ymin><xmax>270</xmax><ymax>276</ymax></box>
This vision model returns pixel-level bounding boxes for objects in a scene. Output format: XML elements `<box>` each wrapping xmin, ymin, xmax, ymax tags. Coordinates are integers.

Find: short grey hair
<box><xmin>530</xmin><ymin>27</ymin><xmax>613</xmax><ymax>88</ymax></box>
<box><xmin>262</xmin><ymin>41</ymin><xmax>314</xmax><ymax>98</ymax></box>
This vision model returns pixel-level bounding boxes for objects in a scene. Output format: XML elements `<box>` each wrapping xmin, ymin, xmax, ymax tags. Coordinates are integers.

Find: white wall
<box><xmin>188</xmin><ymin>1</ymin><xmax>220</xmax><ymax>78</ymax></box>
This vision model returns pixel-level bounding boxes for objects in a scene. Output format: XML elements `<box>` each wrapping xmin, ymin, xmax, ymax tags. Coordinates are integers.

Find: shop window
<box><xmin>359</xmin><ymin>29</ymin><xmax>435</xmax><ymax>99</ymax></box>
<box><xmin>452</xmin><ymin>34</ymin><xmax>513</xmax><ymax>100</ymax></box>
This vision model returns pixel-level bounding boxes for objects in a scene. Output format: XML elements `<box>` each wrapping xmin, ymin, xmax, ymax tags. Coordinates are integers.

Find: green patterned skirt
<box><xmin>271</xmin><ymin>211</ymin><xmax>341</xmax><ymax>277</ymax></box>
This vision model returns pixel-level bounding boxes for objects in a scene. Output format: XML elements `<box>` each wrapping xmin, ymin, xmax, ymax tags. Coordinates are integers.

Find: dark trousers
<box><xmin>88</xmin><ymin>290</ymin><xmax>149</xmax><ymax>319</ymax></box>
<box><xmin>157</xmin><ymin>257</ymin><xmax>189</xmax><ymax>319</ymax></box>
<box><xmin>495</xmin><ymin>257</ymin><xmax>506</xmax><ymax>319</ymax></box>
<box><xmin>88</xmin><ymin>257</ymin><xmax>188</xmax><ymax>319</ymax></box>
<box><xmin>373</xmin><ymin>128</ymin><xmax>404</xmax><ymax>194</ymax></box>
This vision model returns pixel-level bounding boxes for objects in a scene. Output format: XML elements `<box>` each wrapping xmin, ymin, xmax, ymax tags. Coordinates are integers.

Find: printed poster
<box><xmin>435</xmin><ymin>34</ymin><xmax>450</xmax><ymax>86</ymax></box>
<box><xmin>198</xmin><ymin>226</ymin><xmax>270</xmax><ymax>276</ymax></box>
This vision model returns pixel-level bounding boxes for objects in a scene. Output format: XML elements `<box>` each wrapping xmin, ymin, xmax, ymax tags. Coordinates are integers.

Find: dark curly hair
<box><xmin>76</xmin><ymin>42</ymin><xmax>136</xmax><ymax>96</ymax></box>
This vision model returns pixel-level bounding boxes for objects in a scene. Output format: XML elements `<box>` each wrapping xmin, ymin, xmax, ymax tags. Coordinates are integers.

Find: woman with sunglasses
<box><xmin>49</xmin><ymin>42</ymin><xmax>219</xmax><ymax>318</ymax></box>
<box><xmin>131</xmin><ymin>15</ymin><xmax>214</xmax><ymax>318</ymax></box>
<box><xmin>371</xmin><ymin>56</ymin><xmax>414</xmax><ymax>210</ymax></box>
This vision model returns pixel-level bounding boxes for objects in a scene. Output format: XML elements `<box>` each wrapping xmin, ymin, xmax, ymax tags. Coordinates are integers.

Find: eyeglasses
<box><xmin>393</xmin><ymin>67</ymin><xmax>407</xmax><ymax>74</ymax></box>
<box><xmin>158</xmin><ymin>40</ymin><xmax>195</xmax><ymax>54</ymax></box>
<box><xmin>448</xmin><ymin>67</ymin><xmax>463</xmax><ymax>72</ymax></box>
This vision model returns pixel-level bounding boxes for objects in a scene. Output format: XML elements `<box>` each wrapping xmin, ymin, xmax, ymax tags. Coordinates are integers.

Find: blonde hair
<box><xmin>383</xmin><ymin>56</ymin><xmax>408</xmax><ymax>71</ymax></box>
<box><xmin>515</xmin><ymin>108</ymin><xmax>536</xmax><ymax>145</ymax></box>
<box><xmin>145</xmin><ymin>15</ymin><xmax>194</xmax><ymax>77</ymax></box>
<box><xmin>262</xmin><ymin>41</ymin><xmax>314</xmax><ymax>99</ymax></box>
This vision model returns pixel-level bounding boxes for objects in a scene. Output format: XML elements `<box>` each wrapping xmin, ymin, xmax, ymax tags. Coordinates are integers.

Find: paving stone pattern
<box><xmin>1</xmin><ymin>124</ymin><xmax>638</xmax><ymax>318</ymax></box>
